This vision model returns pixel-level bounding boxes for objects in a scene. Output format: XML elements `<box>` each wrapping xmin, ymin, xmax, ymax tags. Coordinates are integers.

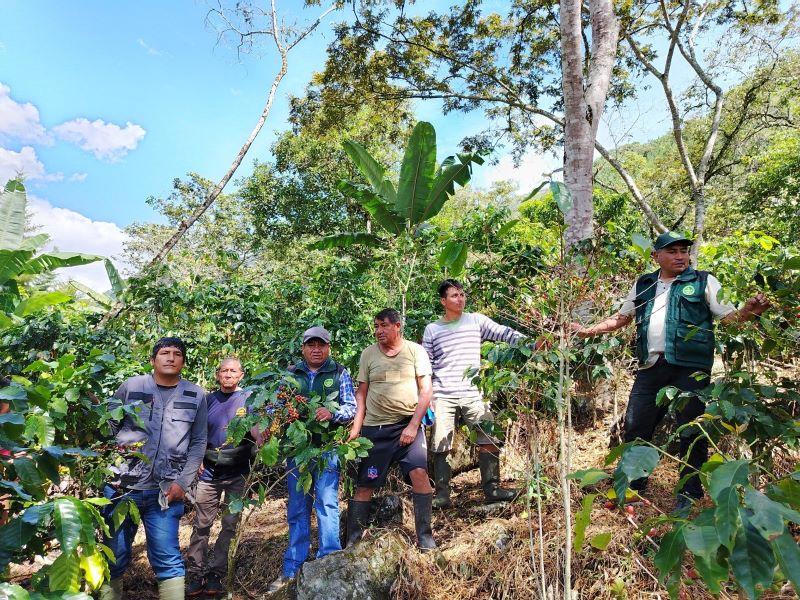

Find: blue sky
<box><xmin>1</xmin><ymin>1</ymin><xmax>516</xmax><ymax>228</ymax></box>
<box><xmin>1</xmin><ymin>0</ymin><xmax>736</xmax><ymax>287</ymax></box>
<box><xmin>1</xmin><ymin>1</ymin><xmax>326</xmax><ymax>224</ymax></box>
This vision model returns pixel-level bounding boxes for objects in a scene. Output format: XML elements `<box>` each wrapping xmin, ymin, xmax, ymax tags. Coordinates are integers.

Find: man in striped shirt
<box><xmin>422</xmin><ymin>279</ymin><xmax>523</xmax><ymax>507</ymax></box>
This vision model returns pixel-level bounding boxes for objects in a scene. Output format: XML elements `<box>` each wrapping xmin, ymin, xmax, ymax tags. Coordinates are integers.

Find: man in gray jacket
<box><xmin>99</xmin><ymin>337</ymin><xmax>208</xmax><ymax>600</ymax></box>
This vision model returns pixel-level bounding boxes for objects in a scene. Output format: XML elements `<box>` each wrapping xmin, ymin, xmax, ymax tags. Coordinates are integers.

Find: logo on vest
<box><xmin>367</xmin><ymin>466</ymin><xmax>379</xmax><ymax>480</ymax></box>
<box><xmin>682</xmin><ymin>285</ymin><xmax>695</xmax><ymax>296</ymax></box>
<box><xmin>324</xmin><ymin>378</ymin><xmax>334</xmax><ymax>388</ymax></box>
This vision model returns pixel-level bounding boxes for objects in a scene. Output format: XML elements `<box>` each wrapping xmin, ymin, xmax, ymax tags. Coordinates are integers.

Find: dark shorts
<box><xmin>356</xmin><ymin>419</ymin><xmax>428</xmax><ymax>488</ymax></box>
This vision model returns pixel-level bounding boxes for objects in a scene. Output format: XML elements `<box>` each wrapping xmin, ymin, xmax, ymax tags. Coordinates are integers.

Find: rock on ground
<box><xmin>426</xmin><ymin>427</ymin><xmax>477</xmax><ymax>474</ymax></box>
<box><xmin>295</xmin><ymin>532</ymin><xmax>407</xmax><ymax>600</ymax></box>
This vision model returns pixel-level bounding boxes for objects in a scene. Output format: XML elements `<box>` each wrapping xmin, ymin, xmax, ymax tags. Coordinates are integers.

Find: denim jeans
<box><xmin>102</xmin><ymin>485</ymin><xmax>185</xmax><ymax>581</ymax></box>
<box><xmin>624</xmin><ymin>357</ymin><xmax>709</xmax><ymax>498</ymax></box>
<box><xmin>283</xmin><ymin>453</ymin><xmax>341</xmax><ymax>578</ymax></box>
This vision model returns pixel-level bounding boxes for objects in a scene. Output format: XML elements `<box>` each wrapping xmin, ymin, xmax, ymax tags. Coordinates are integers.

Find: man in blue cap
<box><xmin>268</xmin><ymin>326</ymin><xmax>356</xmax><ymax>593</ymax></box>
<box><xmin>572</xmin><ymin>232</ymin><xmax>769</xmax><ymax>509</ymax></box>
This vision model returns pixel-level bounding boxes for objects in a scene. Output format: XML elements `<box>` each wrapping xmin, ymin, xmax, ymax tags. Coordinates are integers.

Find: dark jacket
<box><xmin>108</xmin><ymin>375</ymin><xmax>207</xmax><ymax>491</ymax></box>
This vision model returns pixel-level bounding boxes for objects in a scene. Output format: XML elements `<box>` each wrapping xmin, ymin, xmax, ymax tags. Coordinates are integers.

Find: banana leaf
<box><xmin>396</xmin><ymin>122</ymin><xmax>437</xmax><ymax>224</ymax></box>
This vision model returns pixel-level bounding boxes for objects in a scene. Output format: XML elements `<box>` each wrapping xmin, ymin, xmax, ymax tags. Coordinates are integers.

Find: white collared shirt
<box><xmin>618</xmin><ymin>273</ymin><xmax>735</xmax><ymax>367</ymax></box>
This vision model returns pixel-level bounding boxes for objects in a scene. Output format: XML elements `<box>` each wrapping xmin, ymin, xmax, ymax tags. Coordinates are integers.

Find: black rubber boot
<box><xmin>478</xmin><ymin>451</ymin><xmax>518</xmax><ymax>503</ymax></box>
<box><xmin>432</xmin><ymin>453</ymin><xmax>453</xmax><ymax>509</ymax></box>
<box><xmin>345</xmin><ymin>500</ymin><xmax>371</xmax><ymax>547</ymax></box>
<box><xmin>185</xmin><ymin>573</ymin><xmax>205</xmax><ymax>598</ymax></box>
<box><xmin>204</xmin><ymin>573</ymin><xmax>224</xmax><ymax>597</ymax></box>
<box><xmin>412</xmin><ymin>492</ymin><xmax>437</xmax><ymax>551</ymax></box>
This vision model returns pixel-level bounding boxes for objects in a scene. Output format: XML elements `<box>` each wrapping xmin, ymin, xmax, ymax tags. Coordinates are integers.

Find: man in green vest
<box><xmin>572</xmin><ymin>232</ymin><xmax>769</xmax><ymax>509</ymax></box>
<box><xmin>268</xmin><ymin>326</ymin><xmax>356</xmax><ymax>593</ymax></box>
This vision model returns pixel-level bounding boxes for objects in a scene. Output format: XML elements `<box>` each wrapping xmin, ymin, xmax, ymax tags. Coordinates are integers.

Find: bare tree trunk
<box><xmin>624</xmin><ymin>0</ymin><xmax>728</xmax><ymax>260</ymax></box>
<box><xmin>148</xmin><ymin>56</ymin><xmax>288</xmax><ymax>270</ymax></box>
<box><xmin>560</xmin><ymin>0</ymin><xmax>619</xmax><ymax>248</ymax></box>
<box><xmin>560</xmin><ymin>0</ymin><xmax>594</xmax><ymax>248</ymax></box>
<box><xmin>691</xmin><ymin>187</ymin><xmax>706</xmax><ymax>262</ymax></box>
<box><xmin>99</xmin><ymin>2</ymin><xmax>335</xmax><ymax>325</ymax></box>
<box><xmin>143</xmin><ymin>2</ymin><xmax>335</xmax><ymax>271</ymax></box>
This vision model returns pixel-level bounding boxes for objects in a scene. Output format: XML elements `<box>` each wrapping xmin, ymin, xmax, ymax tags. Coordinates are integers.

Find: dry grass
<box><xmin>10</xmin><ymin>375</ymin><xmax>799</xmax><ymax>599</ymax></box>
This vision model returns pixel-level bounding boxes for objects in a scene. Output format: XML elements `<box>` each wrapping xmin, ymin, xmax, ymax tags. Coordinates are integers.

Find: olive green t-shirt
<box><xmin>357</xmin><ymin>340</ymin><xmax>432</xmax><ymax>426</ymax></box>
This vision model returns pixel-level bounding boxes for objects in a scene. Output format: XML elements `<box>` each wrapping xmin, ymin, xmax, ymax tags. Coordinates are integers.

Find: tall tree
<box><xmin>560</xmin><ymin>0</ymin><xmax>619</xmax><ymax>246</ymax></box>
<box><xmin>595</xmin><ymin>51</ymin><xmax>800</xmax><ymax>243</ymax></box>
<box><xmin>142</xmin><ymin>0</ymin><xmax>336</xmax><ymax>269</ymax></box>
<box><xmin>311</xmin><ymin>0</ymin><xmax>797</xmax><ymax>242</ymax></box>
<box><xmin>314</xmin><ymin>0</ymin><xmax>666</xmax><ymax>230</ymax></box>
<box><xmin>620</xmin><ymin>0</ymin><xmax>797</xmax><ymax>253</ymax></box>
<box><xmin>101</xmin><ymin>0</ymin><xmax>337</xmax><ymax>323</ymax></box>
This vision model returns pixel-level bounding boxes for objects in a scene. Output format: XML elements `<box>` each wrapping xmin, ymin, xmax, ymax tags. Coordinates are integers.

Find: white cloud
<box><xmin>137</xmin><ymin>38</ymin><xmax>162</xmax><ymax>56</ymax></box>
<box><xmin>52</xmin><ymin>118</ymin><xmax>146</xmax><ymax>161</ymax></box>
<box><xmin>27</xmin><ymin>195</ymin><xmax>129</xmax><ymax>291</ymax></box>
<box><xmin>479</xmin><ymin>151</ymin><xmax>561</xmax><ymax>193</ymax></box>
<box><xmin>0</xmin><ymin>83</ymin><xmax>52</xmax><ymax>145</ymax></box>
<box><xmin>0</xmin><ymin>146</ymin><xmax>62</xmax><ymax>183</ymax></box>
<box><xmin>69</xmin><ymin>172</ymin><xmax>88</xmax><ymax>182</ymax></box>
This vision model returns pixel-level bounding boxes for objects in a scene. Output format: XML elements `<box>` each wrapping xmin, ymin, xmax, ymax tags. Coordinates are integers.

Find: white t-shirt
<box><xmin>619</xmin><ymin>273</ymin><xmax>735</xmax><ymax>368</ymax></box>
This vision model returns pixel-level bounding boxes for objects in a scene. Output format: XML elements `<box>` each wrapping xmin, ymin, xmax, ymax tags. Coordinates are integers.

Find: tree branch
<box><xmin>594</xmin><ymin>141</ymin><xmax>667</xmax><ymax>232</ymax></box>
<box><xmin>100</xmin><ymin>2</ymin><xmax>337</xmax><ymax>325</ymax></box>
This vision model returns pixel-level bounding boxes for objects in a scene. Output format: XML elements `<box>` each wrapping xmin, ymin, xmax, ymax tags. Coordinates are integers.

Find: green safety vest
<box><xmin>634</xmin><ymin>267</ymin><xmax>715</xmax><ymax>371</ymax></box>
<box><xmin>287</xmin><ymin>357</ymin><xmax>343</xmax><ymax>401</ymax></box>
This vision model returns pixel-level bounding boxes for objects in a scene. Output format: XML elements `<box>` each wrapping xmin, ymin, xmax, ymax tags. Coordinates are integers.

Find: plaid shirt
<box><xmin>304</xmin><ymin>365</ymin><xmax>357</xmax><ymax>424</ymax></box>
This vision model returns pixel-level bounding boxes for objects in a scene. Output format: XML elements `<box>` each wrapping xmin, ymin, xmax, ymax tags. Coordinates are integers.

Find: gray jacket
<box><xmin>108</xmin><ymin>374</ymin><xmax>208</xmax><ymax>492</ymax></box>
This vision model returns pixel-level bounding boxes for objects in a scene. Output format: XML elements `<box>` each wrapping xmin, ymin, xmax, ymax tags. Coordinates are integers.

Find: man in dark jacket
<box><xmin>186</xmin><ymin>357</ymin><xmax>254</xmax><ymax>597</ymax></box>
<box><xmin>268</xmin><ymin>327</ymin><xmax>356</xmax><ymax>593</ymax></box>
<box><xmin>99</xmin><ymin>337</ymin><xmax>207</xmax><ymax>600</ymax></box>
<box><xmin>572</xmin><ymin>232</ymin><xmax>769</xmax><ymax>509</ymax></box>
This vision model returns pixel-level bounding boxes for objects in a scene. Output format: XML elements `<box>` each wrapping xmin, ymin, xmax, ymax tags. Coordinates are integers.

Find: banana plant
<box><xmin>310</xmin><ymin>122</ymin><xmax>483</xmax><ymax>313</ymax></box>
<box><xmin>0</xmin><ymin>180</ymin><xmax>103</xmax><ymax>325</ymax></box>
<box><xmin>0</xmin><ymin>179</ymin><xmax>125</xmax><ymax>596</ymax></box>
<box><xmin>69</xmin><ymin>260</ymin><xmax>127</xmax><ymax>312</ymax></box>
<box><xmin>311</xmin><ymin>121</ymin><xmax>484</xmax><ymax>248</ymax></box>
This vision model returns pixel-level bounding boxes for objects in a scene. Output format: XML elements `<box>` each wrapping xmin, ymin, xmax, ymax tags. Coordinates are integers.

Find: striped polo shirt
<box><xmin>421</xmin><ymin>312</ymin><xmax>524</xmax><ymax>398</ymax></box>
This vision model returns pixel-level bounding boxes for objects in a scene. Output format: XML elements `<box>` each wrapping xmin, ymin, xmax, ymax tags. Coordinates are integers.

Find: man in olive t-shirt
<box><xmin>345</xmin><ymin>308</ymin><xmax>436</xmax><ymax>550</ymax></box>
<box><xmin>358</xmin><ymin>339</ymin><xmax>431</xmax><ymax>427</ymax></box>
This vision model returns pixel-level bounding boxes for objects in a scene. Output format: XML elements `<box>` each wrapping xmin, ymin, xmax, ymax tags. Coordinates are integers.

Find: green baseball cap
<box><xmin>653</xmin><ymin>231</ymin><xmax>693</xmax><ymax>250</ymax></box>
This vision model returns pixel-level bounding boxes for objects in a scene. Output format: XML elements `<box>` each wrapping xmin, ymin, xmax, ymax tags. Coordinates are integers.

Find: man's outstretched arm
<box><xmin>720</xmin><ymin>293</ymin><xmax>771</xmax><ymax>325</ymax></box>
<box><xmin>570</xmin><ymin>313</ymin><xmax>634</xmax><ymax>338</ymax></box>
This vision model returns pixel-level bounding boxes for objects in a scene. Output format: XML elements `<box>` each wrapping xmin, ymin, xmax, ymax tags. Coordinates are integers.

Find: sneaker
<box><xmin>205</xmin><ymin>573</ymin><xmax>224</xmax><ymax>597</ymax></box>
<box><xmin>267</xmin><ymin>576</ymin><xmax>293</xmax><ymax>594</ymax></box>
<box><xmin>186</xmin><ymin>573</ymin><xmax>205</xmax><ymax>597</ymax></box>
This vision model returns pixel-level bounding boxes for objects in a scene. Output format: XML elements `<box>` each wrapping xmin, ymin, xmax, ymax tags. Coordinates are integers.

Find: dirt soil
<box><xmin>10</xmin><ymin>398</ymin><xmax>799</xmax><ymax>599</ymax></box>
